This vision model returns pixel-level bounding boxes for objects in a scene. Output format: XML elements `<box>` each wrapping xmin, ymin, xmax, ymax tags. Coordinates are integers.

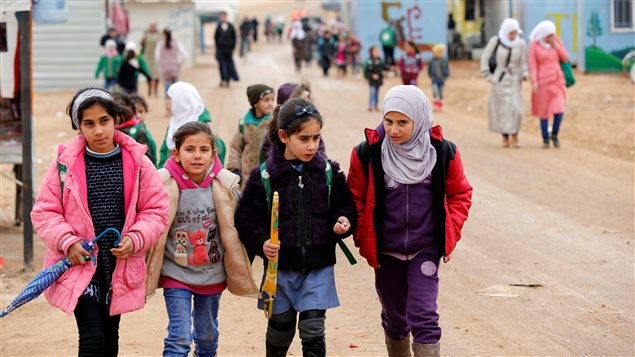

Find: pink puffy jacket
<box><xmin>31</xmin><ymin>131</ymin><xmax>169</xmax><ymax>316</ymax></box>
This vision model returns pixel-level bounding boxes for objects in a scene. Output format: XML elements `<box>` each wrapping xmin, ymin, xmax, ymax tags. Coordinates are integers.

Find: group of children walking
<box><xmin>96</xmin><ymin>26</ymin><xmax>186</xmax><ymax>97</ymax></box>
<box><xmin>31</xmin><ymin>78</ymin><xmax>472</xmax><ymax>357</ymax></box>
<box><xmin>364</xmin><ymin>41</ymin><xmax>450</xmax><ymax>112</ymax></box>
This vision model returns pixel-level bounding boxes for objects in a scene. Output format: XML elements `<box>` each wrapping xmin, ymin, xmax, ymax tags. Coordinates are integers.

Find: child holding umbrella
<box><xmin>30</xmin><ymin>87</ymin><xmax>169</xmax><ymax>356</ymax></box>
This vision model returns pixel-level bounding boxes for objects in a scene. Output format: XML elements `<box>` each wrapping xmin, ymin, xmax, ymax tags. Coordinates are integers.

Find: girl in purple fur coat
<box><xmin>235</xmin><ymin>98</ymin><xmax>357</xmax><ymax>357</ymax></box>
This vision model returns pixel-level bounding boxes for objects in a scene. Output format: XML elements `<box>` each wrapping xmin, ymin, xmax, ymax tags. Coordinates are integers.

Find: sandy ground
<box><xmin>1</xmin><ymin>34</ymin><xmax>634</xmax><ymax>356</ymax></box>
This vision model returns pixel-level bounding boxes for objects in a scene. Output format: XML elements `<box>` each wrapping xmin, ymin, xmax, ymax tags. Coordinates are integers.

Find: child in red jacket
<box><xmin>347</xmin><ymin>85</ymin><xmax>472</xmax><ymax>357</ymax></box>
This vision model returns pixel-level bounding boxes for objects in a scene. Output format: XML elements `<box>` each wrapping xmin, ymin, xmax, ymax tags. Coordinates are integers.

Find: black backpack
<box><xmin>488</xmin><ymin>38</ymin><xmax>512</xmax><ymax>80</ymax></box>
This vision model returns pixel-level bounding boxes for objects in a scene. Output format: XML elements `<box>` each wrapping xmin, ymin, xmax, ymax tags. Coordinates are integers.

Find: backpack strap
<box><xmin>354</xmin><ymin>142</ymin><xmax>371</xmax><ymax>178</ymax></box>
<box><xmin>57</xmin><ymin>161</ymin><xmax>67</xmax><ymax>198</ymax></box>
<box><xmin>239</xmin><ymin>118</ymin><xmax>245</xmax><ymax>146</ymax></box>
<box><xmin>260</xmin><ymin>162</ymin><xmax>272</xmax><ymax>211</ymax></box>
<box><xmin>325</xmin><ymin>161</ymin><xmax>332</xmax><ymax>207</ymax></box>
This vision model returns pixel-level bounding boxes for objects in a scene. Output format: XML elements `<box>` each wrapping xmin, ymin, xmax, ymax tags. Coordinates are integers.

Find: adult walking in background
<box><xmin>480</xmin><ymin>18</ymin><xmax>528</xmax><ymax>148</ymax></box>
<box><xmin>251</xmin><ymin>17</ymin><xmax>259</xmax><ymax>43</ymax></box>
<box><xmin>239</xmin><ymin>17</ymin><xmax>252</xmax><ymax>58</ymax></box>
<box><xmin>214</xmin><ymin>11</ymin><xmax>239</xmax><ymax>87</ymax></box>
<box><xmin>155</xmin><ymin>28</ymin><xmax>187</xmax><ymax>96</ymax></box>
<box><xmin>528</xmin><ymin>20</ymin><xmax>569</xmax><ymax>148</ymax></box>
<box><xmin>141</xmin><ymin>22</ymin><xmax>161</xmax><ymax>97</ymax></box>
<box><xmin>289</xmin><ymin>20</ymin><xmax>306</xmax><ymax>72</ymax></box>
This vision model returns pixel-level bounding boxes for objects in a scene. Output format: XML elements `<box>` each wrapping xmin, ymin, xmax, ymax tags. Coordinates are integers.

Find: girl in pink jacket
<box><xmin>528</xmin><ymin>20</ymin><xmax>569</xmax><ymax>148</ymax></box>
<box><xmin>30</xmin><ymin>87</ymin><xmax>169</xmax><ymax>357</ymax></box>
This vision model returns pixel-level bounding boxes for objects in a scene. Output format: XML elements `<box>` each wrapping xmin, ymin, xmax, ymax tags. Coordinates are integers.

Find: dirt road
<box><xmin>1</xmin><ymin>37</ymin><xmax>633</xmax><ymax>356</ymax></box>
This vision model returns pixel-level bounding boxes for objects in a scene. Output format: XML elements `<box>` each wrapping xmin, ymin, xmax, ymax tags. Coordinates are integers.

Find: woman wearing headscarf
<box><xmin>158</xmin><ymin>82</ymin><xmax>226</xmax><ymax>167</ymax></box>
<box><xmin>528</xmin><ymin>20</ymin><xmax>569</xmax><ymax>148</ymax></box>
<box><xmin>480</xmin><ymin>18</ymin><xmax>528</xmax><ymax>148</ymax></box>
<box><xmin>289</xmin><ymin>20</ymin><xmax>307</xmax><ymax>71</ymax></box>
<box><xmin>347</xmin><ymin>85</ymin><xmax>473</xmax><ymax>357</ymax></box>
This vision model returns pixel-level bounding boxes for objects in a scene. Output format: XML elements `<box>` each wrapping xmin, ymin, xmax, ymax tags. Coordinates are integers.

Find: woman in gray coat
<box><xmin>481</xmin><ymin>18</ymin><xmax>528</xmax><ymax>148</ymax></box>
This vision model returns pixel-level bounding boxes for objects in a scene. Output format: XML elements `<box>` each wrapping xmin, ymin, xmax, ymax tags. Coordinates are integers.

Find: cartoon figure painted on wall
<box><xmin>174</xmin><ymin>230</ymin><xmax>188</xmax><ymax>266</ymax></box>
<box><xmin>381</xmin><ymin>1</ymin><xmax>435</xmax><ymax>53</ymax></box>
<box><xmin>188</xmin><ymin>229</ymin><xmax>210</xmax><ymax>266</ymax></box>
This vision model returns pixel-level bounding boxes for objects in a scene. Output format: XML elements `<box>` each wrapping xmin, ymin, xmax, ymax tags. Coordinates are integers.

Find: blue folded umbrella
<box><xmin>0</xmin><ymin>228</ymin><xmax>121</xmax><ymax>318</ymax></box>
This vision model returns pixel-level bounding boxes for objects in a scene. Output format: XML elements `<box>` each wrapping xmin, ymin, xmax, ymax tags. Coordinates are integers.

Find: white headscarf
<box><xmin>289</xmin><ymin>20</ymin><xmax>305</xmax><ymax>40</ymax></box>
<box><xmin>529</xmin><ymin>20</ymin><xmax>556</xmax><ymax>48</ymax></box>
<box><xmin>498</xmin><ymin>18</ymin><xmax>523</xmax><ymax>48</ymax></box>
<box><xmin>166</xmin><ymin>82</ymin><xmax>205</xmax><ymax>150</ymax></box>
<box><xmin>381</xmin><ymin>85</ymin><xmax>437</xmax><ymax>186</ymax></box>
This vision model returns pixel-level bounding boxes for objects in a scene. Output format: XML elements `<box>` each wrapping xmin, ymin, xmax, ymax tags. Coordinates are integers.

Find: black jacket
<box><xmin>365</xmin><ymin>58</ymin><xmax>385</xmax><ymax>87</ymax></box>
<box><xmin>215</xmin><ymin>22</ymin><xmax>237</xmax><ymax>52</ymax></box>
<box><xmin>236</xmin><ymin>147</ymin><xmax>357</xmax><ymax>272</ymax></box>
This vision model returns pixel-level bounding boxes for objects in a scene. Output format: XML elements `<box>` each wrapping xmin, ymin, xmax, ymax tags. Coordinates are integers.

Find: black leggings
<box><xmin>73</xmin><ymin>297</ymin><xmax>121</xmax><ymax>357</ymax></box>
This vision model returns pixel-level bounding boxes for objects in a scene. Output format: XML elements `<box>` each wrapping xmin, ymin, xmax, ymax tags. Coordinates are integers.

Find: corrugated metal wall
<box><xmin>33</xmin><ymin>1</ymin><xmax>104</xmax><ymax>91</ymax></box>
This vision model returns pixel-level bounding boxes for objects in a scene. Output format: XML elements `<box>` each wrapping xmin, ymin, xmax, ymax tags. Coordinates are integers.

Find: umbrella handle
<box><xmin>93</xmin><ymin>228</ymin><xmax>122</xmax><ymax>247</ymax></box>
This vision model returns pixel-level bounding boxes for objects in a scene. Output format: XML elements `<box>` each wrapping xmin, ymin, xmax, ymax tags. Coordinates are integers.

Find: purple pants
<box><xmin>374</xmin><ymin>248</ymin><xmax>441</xmax><ymax>344</ymax></box>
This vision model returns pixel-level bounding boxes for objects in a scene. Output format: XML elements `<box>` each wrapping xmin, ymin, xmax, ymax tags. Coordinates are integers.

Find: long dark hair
<box><xmin>111</xmin><ymin>92</ymin><xmax>136</xmax><ymax>113</ymax></box>
<box><xmin>173</xmin><ymin>122</ymin><xmax>215</xmax><ymax>151</ymax></box>
<box><xmin>406</xmin><ymin>40</ymin><xmax>420</xmax><ymax>55</ymax></box>
<box><xmin>66</xmin><ymin>88</ymin><xmax>132</xmax><ymax>130</ymax></box>
<box><xmin>268</xmin><ymin>98</ymin><xmax>323</xmax><ymax>149</ymax></box>
<box><xmin>164</xmin><ymin>28</ymin><xmax>172</xmax><ymax>49</ymax></box>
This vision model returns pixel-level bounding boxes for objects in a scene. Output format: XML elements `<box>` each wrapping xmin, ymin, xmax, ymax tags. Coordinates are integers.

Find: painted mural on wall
<box><xmin>352</xmin><ymin>1</ymin><xmax>446</xmax><ymax>61</ymax></box>
<box><xmin>582</xmin><ymin>2</ymin><xmax>634</xmax><ymax>73</ymax></box>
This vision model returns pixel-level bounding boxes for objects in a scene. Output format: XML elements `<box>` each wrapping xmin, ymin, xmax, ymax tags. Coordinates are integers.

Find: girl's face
<box><xmin>173</xmin><ymin>132</ymin><xmax>214</xmax><ymax>184</ymax></box>
<box><xmin>383</xmin><ymin>111</ymin><xmax>414</xmax><ymax>145</ymax></box>
<box><xmin>134</xmin><ymin>102</ymin><xmax>147</xmax><ymax>121</ymax></box>
<box><xmin>80</xmin><ymin>104</ymin><xmax>117</xmax><ymax>153</ymax></box>
<box><xmin>254</xmin><ymin>93</ymin><xmax>275</xmax><ymax>117</ymax></box>
<box><xmin>371</xmin><ymin>47</ymin><xmax>380</xmax><ymax>58</ymax></box>
<box><xmin>279</xmin><ymin>119</ymin><xmax>321</xmax><ymax>162</ymax></box>
<box><xmin>508</xmin><ymin>30</ymin><xmax>518</xmax><ymax>41</ymax></box>
<box><xmin>405</xmin><ymin>43</ymin><xmax>415</xmax><ymax>54</ymax></box>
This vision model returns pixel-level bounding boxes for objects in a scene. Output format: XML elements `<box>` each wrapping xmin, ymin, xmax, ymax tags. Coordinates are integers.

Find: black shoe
<box><xmin>301</xmin><ymin>338</ymin><xmax>326</xmax><ymax>357</ymax></box>
<box><xmin>266</xmin><ymin>342</ymin><xmax>290</xmax><ymax>357</ymax></box>
<box><xmin>551</xmin><ymin>134</ymin><xmax>560</xmax><ymax>148</ymax></box>
<box><xmin>542</xmin><ymin>138</ymin><xmax>550</xmax><ymax>149</ymax></box>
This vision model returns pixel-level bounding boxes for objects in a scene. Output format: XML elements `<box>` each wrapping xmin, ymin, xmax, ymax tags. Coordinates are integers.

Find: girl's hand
<box><xmin>372</xmin><ymin>74</ymin><xmax>379</xmax><ymax>80</ymax></box>
<box><xmin>111</xmin><ymin>236</ymin><xmax>133</xmax><ymax>259</ymax></box>
<box><xmin>68</xmin><ymin>241</ymin><xmax>90</xmax><ymax>265</ymax></box>
<box><xmin>333</xmin><ymin>217</ymin><xmax>350</xmax><ymax>234</ymax></box>
<box><xmin>532</xmin><ymin>84</ymin><xmax>539</xmax><ymax>94</ymax></box>
<box><xmin>263</xmin><ymin>239</ymin><xmax>280</xmax><ymax>261</ymax></box>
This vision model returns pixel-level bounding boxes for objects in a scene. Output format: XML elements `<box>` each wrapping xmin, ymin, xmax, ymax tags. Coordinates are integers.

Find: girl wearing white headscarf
<box><xmin>528</xmin><ymin>20</ymin><xmax>569</xmax><ymax>148</ymax></box>
<box><xmin>347</xmin><ymin>85</ymin><xmax>473</xmax><ymax>357</ymax></box>
<box><xmin>158</xmin><ymin>82</ymin><xmax>226</xmax><ymax>167</ymax></box>
<box><xmin>480</xmin><ymin>18</ymin><xmax>528</xmax><ymax>148</ymax></box>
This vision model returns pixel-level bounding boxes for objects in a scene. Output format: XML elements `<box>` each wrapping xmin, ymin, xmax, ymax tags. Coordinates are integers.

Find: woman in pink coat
<box><xmin>528</xmin><ymin>20</ymin><xmax>569</xmax><ymax>148</ymax></box>
<box><xmin>31</xmin><ymin>87</ymin><xmax>169</xmax><ymax>356</ymax></box>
